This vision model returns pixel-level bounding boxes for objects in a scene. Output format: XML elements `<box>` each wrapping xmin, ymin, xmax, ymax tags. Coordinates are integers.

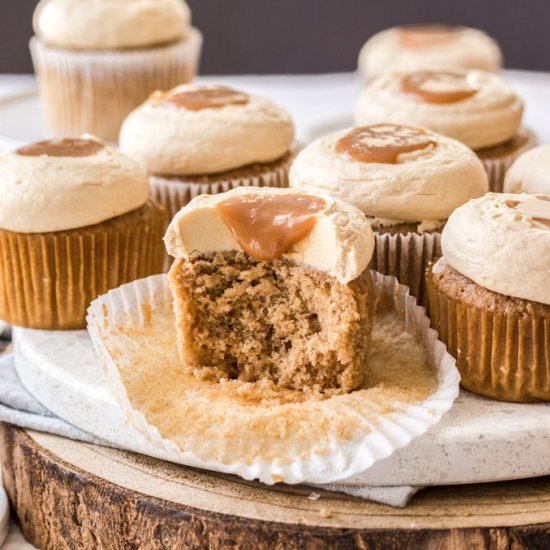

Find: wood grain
<box><xmin>1</xmin><ymin>423</ymin><xmax>549</xmax><ymax>549</ymax></box>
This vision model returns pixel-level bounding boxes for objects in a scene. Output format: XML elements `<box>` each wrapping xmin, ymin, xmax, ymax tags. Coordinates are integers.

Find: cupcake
<box><xmin>120</xmin><ymin>84</ymin><xmax>296</xmax><ymax>224</ymax></box>
<box><xmin>358</xmin><ymin>25</ymin><xmax>502</xmax><ymax>81</ymax></box>
<box><xmin>427</xmin><ymin>193</ymin><xmax>550</xmax><ymax>402</ymax></box>
<box><xmin>164</xmin><ymin>186</ymin><xmax>375</xmax><ymax>395</ymax></box>
<box><xmin>30</xmin><ymin>0</ymin><xmax>202</xmax><ymax>141</ymax></box>
<box><xmin>289</xmin><ymin>124</ymin><xmax>488</xmax><ymax>305</ymax></box>
<box><xmin>0</xmin><ymin>136</ymin><xmax>166</xmax><ymax>330</ymax></box>
<box><xmin>504</xmin><ymin>144</ymin><xmax>550</xmax><ymax>195</ymax></box>
<box><xmin>355</xmin><ymin>69</ymin><xmax>535</xmax><ymax>192</ymax></box>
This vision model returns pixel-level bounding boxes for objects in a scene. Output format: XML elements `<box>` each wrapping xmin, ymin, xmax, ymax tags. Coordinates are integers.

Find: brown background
<box><xmin>1</xmin><ymin>0</ymin><xmax>549</xmax><ymax>74</ymax></box>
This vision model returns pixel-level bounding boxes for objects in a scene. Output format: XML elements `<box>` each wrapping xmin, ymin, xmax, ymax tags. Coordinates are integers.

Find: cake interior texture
<box><xmin>168</xmin><ymin>251</ymin><xmax>374</xmax><ymax>394</ymax></box>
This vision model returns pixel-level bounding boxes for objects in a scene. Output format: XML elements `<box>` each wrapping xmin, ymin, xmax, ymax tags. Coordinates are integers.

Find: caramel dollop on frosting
<box><xmin>335</xmin><ymin>124</ymin><xmax>436</xmax><ymax>164</ymax></box>
<box><xmin>398</xmin><ymin>25</ymin><xmax>463</xmax><ymax>48</ymax></box>
<box><xmin>152</xmin><ymin>86</ymin><xmax>249</xmax><ymax>111</ymax></box>
<box><xmin>17</xmin><ymin>138</ymin><xmax>105</xmax><ymax>158</ymax></box>
<box><xmin>217</xmin><ymin>194</ymin><xmax>326</xmax><ymax>261</ymax></box>
<box><xmin>401</xmin><ymin>70</ymin><xmax>479</xmax><ymax>104</ymax></box>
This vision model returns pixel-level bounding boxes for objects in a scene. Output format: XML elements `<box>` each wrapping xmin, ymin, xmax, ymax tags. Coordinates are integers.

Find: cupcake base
<box><xmin>476</xmin><ymin>128</ymin><xmax>536</xmax><ymax>192</ymax></box>
<box><xmin>30</xmin><ymin>29</ymin><xmax>202</xmax><ymax>141</ymax></box>
<box><xmin>0</xmin><ymin>200</ymin><xmax>166</xmax><ymax>330</ymax></box>
<box><xmin>427</xmin><ymin>258</ymin><xmax>550</xmax><ymax>402</ymax></box>
<box><xmin>368</xmin><ymin>220</ymin><xmax>443</xmax><ymax>308</ymax></box>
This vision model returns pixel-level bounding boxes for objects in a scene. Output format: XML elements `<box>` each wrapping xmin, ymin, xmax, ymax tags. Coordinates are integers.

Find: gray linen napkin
<box><xmin>0</xmin><ymin>353</ymin><xmax>418</xmax><ymax>507</ymax></box>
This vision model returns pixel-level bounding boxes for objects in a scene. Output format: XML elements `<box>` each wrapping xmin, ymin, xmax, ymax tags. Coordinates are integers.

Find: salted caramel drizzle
<box><xmin>398</xmin><ymin>25</ymin><xmax>463</xmax><ymax>48</ymax></box>
<box><xmin>401</xmin><ymin>71</ymin><xmax>479</xmax><ymax>104</ymax></box>
<box><xmin>335</xmin><ymin>124</ymin><xmax>436</xmax><ymax>164</ymax></box>
<box><xmin>17</xmin><ymin>138</ymin><xmax>105</xmax><ymax>158</ymax></box>
<box><xmin>217</xmin><ymin>194</ymin><xmax>326</xmax><ymax>261</ymax></box>
<box><xmin>152</xmin><ymin>86</ymin><xmax>249</xmax><ymax>110</ymax></box>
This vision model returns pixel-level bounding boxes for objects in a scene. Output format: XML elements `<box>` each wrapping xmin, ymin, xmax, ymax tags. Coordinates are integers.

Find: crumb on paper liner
<box><xmin>86</xmin><ymin>271</ymin><xmax>459</xmax><ymax>485</ymax></box>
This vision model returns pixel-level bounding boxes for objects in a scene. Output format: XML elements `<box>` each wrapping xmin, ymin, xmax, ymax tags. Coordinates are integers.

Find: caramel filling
<box><xmin>506</xmin><ymin>196</ymin><xmax>550</xmax><ymax>228</ymax></box>
<box><xmin>217</xmin><ymin>194</ymin><xmax>326</xmax><ymax>261</ymax></box>
<box><xmin>152</xmin><ymin>86</ymin><xmax>249</xmax><ymax>110</ymax></box>
<box><xmin>401</xmin><ymin>71</ymin><xmax>479</xmax><ymax>104</ymax></box>
<box><xmin>398</xmin><ymin>25</ymin><xmax>462</xmax><ymax>48</ymax></box>
<box><xmin>336</xmin><ymin>124</ymin><xmax>436</xmax><ymax>164</ymax></box>
<box><xmin>17</xmin><ymin>138</ymin><xmax>105</xmax><ymax>158</ymax></box>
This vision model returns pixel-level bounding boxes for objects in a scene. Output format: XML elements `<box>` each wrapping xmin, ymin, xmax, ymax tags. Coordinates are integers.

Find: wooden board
<box><xmin>1</xmin><ymin>423</ymin><xmax>549</xmax><ymax>550</ymax></box>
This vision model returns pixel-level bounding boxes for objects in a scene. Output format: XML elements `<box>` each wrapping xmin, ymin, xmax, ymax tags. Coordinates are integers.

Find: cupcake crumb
<box><xmin>308</xmin><ymin>492</ymin><xmax>321</xmax><ymax>501</ymax></box>
<box><xmin>319</xmin><ymin>508</ymin><xmax>332</xmax><ymax>519</ymax></box>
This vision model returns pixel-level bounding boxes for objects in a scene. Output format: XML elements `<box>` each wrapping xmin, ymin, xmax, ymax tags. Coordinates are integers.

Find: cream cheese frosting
<box><xmin>358</xmin><ymin>25</ymin><xmax>502</xmax><ymax>79</ymax></box>
<box><xmin>504</xmin><ymin>144</ymin><xmax>550</xmax><ymax>195</ymax></box>
<box><xmin>442</xmin><ymin>193</ymin><xmax>550</xmax><ymax>305</ymax></box>
<box><xmin>289</xmin><ymin>124</ymin><xmax>488</xmax><ymax>222</ymax></box>
<box><xmin>0</xmin><ymin>136</ymin><xmax>149</xmax><ymax>233</ymax></box>
<box><xmin>119</xmin><ymin>84</ymin><xmax>295</xmax><ymax>176</ymax></box>
<box><xmin>33</xmin><ymin>0</ymin><xmax>191</xmax><ymax>50</ymax></box>
<box><xmin>355</xmin><ymin>69</ymin><xmax>523</xmax><ymax>150</ymax></box>
<box><xmin>164</xmin><ymin>186</ymin><xmax>374</xmax><ymax>285</ymax></box>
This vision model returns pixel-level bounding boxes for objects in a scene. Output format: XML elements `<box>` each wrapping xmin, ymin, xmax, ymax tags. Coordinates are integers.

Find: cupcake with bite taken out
<box><xmin>30</xmin><ymin>0</ymin><xmax>202</xmax><ymax>141</ymax></box>
<box><xmin>289</xmin><ymin>123</ymin><xmax>488</xmax><ymax>306</ymax></box>
<box><xmin>0</xmin><ymin>136</ymin><xmax>166</xmax><ymax>329</ymax></box>
<box><xmin>355</xmin><ymin>68</ymin><xmax>535</xmax><ymax>191</ymax></box>
<box><xmin>120</xmin><ymin>83</ymin><xmax>296</xmax><ymax>225</ymax></box>
<box><xmin>164</xmin><ymin>186</ymin><xmax>375</xmax><ymax>395</ymax></box>
<box><xmin>427</xmin><ymin>193</ymin><xmax>550</xmax><ymax>402</ymax></box>
<box><xmin>358</xmin><ymin>24</ymin><xmax>502</xmax><ymax>82</ymax></box>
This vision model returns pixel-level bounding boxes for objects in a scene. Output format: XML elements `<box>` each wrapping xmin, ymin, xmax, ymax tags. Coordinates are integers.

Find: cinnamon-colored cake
<box><xmin>164</xmin><ymin>187</ymin><xmax>376</xmax><ymax>395</ymax></box>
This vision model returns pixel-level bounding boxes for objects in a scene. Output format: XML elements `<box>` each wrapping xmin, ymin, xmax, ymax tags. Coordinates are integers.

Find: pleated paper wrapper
<box><xmin>30</xmin><ymin>29</ymin><xmax>202</xmax><ymax>141</ymax></box>
<box><xmin>370</xmin><ymin>230</ymin><xmax>442</xmax><ymax>309</ymax></box>
<box><xmin>427</xmin><ymin>259</ymin><xmax>550</xmax><ymax>403</ymax></box>
<box><xmin>0</xmin><ymin>200</ymin><xmax>165</xmax><ymax>330</ymax></box>
<box><xmin>87</xmin><ymin>272</ymin><xmax>459</xmax><ymax>485</ymax></box>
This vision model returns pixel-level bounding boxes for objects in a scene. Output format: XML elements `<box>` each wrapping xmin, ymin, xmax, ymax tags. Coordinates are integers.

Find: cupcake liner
<box><xmin>86</xmin><ymin>271</ymin><xmax>459</xmax><ymax>485</ymax></box>
<box><xmin>427</xmin><ymin>264</ymin><xmax>550</xmax><ymax>402</ymax></box>
<box><xmin>369</xmin><ymin>230</ymin><xmax>442</xmax><ymax>309</ymax></box>
<box><xmin>0</xmin><ymin>201</ymin><xmax>165</xmax><ymax>330</ymax></box>
<box><xmin>478</xmin><ymin>128</ymin><xmax>536</xmax><ymax>192</ymax></box>
<box><xmin>30</xmin><ymin>29</ymin><xmax>202</xmax><ymax>141</ymax></box>
<box><xmin>151</xmin><ymin>155</ymin><xmax>292</xmax><ymax>271</ymax></box>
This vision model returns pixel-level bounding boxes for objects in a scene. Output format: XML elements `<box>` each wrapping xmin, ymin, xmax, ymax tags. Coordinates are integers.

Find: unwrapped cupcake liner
<box><xmin>427</xmin><ymin>265</ymin><xmax>550</xmax><ymax>402</ymax></box>
<box><xmin>151</xmin><ymin>156</ymin><xmax>291</xmax><ymax>270</ymax></box>
<box><xmin>0</xmin><ymin>201</ymin><xmax>165</xmax><ymax>330</ymax></box>
<box><xmin>29</xmin><ymin>29</ymin><xmax>202</xmax><ymax>141</ymax></box>
<box><xmin>479</xmin><ymin>128</ymin><xmax>536</xmax><ymax>192</ymax></box>
<box><xmin>370</xmin><ymin>230</ymin><xmax>441</xmax><ymax>309</ymax></box>
<box><xmin>86</xmin><ymin>271</ymin><xmax>459</xmax><ymax>485</ymax></box>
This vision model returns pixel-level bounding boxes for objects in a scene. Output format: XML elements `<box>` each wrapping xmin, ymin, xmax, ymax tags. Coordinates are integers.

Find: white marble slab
<box><xmin>12</xmin><ymin>326</ymin><xmax>550</xmax><ymax>488</ymax></box>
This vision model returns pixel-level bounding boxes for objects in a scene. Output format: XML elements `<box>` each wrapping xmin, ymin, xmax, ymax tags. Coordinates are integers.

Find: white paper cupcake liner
<box><xmin>30</xmin><ymin>29</ymin><xmax>202</xmax><ymax>141</ymax></box>
<box><xmin>87</xmin><ymin>271</ymin><xmax>459</xmax><ymax>485</ymax></box>
<box><xmin>370</xmin><ymin>230</ymin><xmax>442</xmax><ymax>309</ymax></box>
